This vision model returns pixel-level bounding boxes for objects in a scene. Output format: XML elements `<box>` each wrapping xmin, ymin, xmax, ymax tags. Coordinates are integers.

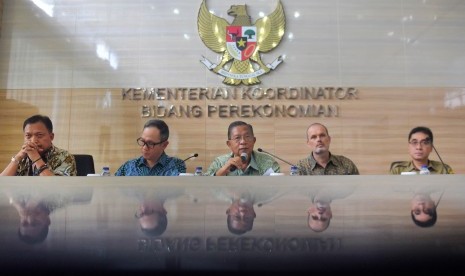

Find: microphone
<box><xmin>183</xmin><ymin>153</ymin><xmax>198</xmax><ymax>162</ymax></box>
<box><xmin>432</xmin><ymin>144</ymin><xmax>448</xmax><ymax>174</ymax></box>
<box><xmin>240</xmin><ymin>152</ymin><xmax>247</xmax><ymax>162</ymax></box>
<box><xmin>230</xmin><ymin>152</ymin><xmax>248</xmax><ymax>172</ymax></box>
<box><xmin>257</xmin><ymin>148</ymin><xmax>296</xmax><ymax>167</ymax></box>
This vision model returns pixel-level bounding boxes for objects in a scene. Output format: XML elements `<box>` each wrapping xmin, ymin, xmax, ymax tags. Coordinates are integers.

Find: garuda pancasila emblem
<box><xmin>197</xmin><ymin>0</ymin><xmax>286</xmax><ymax>86</ymax></box>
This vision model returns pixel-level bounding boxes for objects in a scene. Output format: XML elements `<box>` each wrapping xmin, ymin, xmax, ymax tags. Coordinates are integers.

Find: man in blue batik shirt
<box><xmin>115</xmin><ymin>120</ymin><xmax>186</xmax><ymax>176</ymax></box>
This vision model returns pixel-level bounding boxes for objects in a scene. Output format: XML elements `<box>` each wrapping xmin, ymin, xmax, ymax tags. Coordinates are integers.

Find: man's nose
<box><xmin>239</xmin><ymin>206</ymin><xmax>248</xmax><ymax>213</ymax></box>
<box><xmin>22</xmin><ymin>215</ymin><xmax>34</xmax><ymax>225</ymax></box>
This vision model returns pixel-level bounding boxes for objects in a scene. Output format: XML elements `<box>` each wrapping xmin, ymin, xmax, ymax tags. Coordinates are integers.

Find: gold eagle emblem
<box><xmin>198</xmin><ymin>0</ymin><xmax>286</xmax><ymax>85</ymax></box>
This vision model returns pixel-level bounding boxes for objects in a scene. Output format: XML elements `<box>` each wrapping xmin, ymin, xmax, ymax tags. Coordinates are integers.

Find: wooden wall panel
<box><xmin>0</xmin><ymin>88</ymin><xmax>464</xmax><ymax>175</ymax></box>
<box><xmin>0</xmin><ymin>0</ymin><xmax>2</xmax><ymax>38</ymax></box>
<box><xmin>0</xmin><ymin>89</ymin><xmax>72</xmax><ymax>161</ymax></box>
<box><xmin>0</xmin><ymin>0</ymin><xmax>3</xmax><ymax>37</ymax></box>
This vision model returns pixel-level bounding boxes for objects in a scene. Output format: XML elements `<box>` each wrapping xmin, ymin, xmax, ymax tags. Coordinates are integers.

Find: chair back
<box><xmin>73</xmin><ymin>154</ymin><xmax>95</xmax><ymax>176</ymax></box>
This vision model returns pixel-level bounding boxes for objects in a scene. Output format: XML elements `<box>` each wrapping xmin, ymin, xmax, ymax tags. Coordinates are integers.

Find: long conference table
<box><xmin>0</xmin><ymin>175</ymin><xmax>464</xmax><ymax>274</ymax></box>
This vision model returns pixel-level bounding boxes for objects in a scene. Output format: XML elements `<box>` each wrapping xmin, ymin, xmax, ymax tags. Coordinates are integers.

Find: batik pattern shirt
<box><xmin>205</xmin><ymin>150</ymin><xmax>280</xmax><ymax>176</ymax></box>
<box><xmin>114</xmin><ymin>152</ymin><xmax>186</xmax><ymax>176</ymax></box>
<box><xmin>16</xmin><ymin>145</ymin><xmax>77</xmax><ymax>176</ymax></box>
<box><xmin>297</xmin><ymin>152</ymin><xmax>359</xmax><ymax>175</ymax></box>
<box><xmin>390</xmin><ymin>160</ymin><xmax>453</xmax><ymax>175</ymax></box>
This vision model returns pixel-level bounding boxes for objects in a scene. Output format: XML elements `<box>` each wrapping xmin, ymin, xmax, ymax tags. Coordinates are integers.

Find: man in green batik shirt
<box><xmin>390</xmin><ymin>126</ymin><xmax>453</xmax><ymax>175</ymax></box>
<box><xmin>297</xmin><ymin>123</ymin><xmax>359</xmax><ymax>175</ymax></box>
<box><xmin>205</xmin><ymin>121</ymin><xmax>280</xmax><ymax>176</ymax></box>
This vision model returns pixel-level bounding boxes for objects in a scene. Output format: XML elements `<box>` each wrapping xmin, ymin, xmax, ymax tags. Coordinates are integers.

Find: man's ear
<box><xmin>306</xmin><ymin>206</ymin><xmax>312</xmax><ymax>214</ymax></box>
<box><xmin>161</xmin><ymin>140</ymin><xmax>169</xmax><ymax>150</ymax></box>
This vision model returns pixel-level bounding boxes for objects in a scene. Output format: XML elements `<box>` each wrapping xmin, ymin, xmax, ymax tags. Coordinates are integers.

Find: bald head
<box><xmin>306</xmin><ymin>123</ymin><xmax>329</xmax><ymax>141</ymax></box>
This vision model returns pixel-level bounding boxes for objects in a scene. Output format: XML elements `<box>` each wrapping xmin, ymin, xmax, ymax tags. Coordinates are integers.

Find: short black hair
<box><xmin>408</xmin><ymin>126</ymin><xmax>433</xmax><ymax>144</ymax></box>
<box><xmin>17</xmin><ymin>226</ymin><xmax>49</xmax><ymax>244</ymax></box>
<box><xmin>140</xmin><ymin>213</ymin><xmax>168</xmax><ymax>236</ymax></box>
<box><xmin>411</xmin><ymin>209</ymin><xmax>437</xmax><ymax>228</ymax></box>
<box><xmin>23</xmin><ymin>115</ymin><xmax>53</xmax><ymax>133</ymax></box>
<box><xmin>143</xmin><ymin>119</ymin><xmax>169</xmax><ymax>141</ymax></box>
<box><xmin>227</xmin><ymin>121</ymin><xmax>254</xmax><ymax>140</ymax></box>
<box><xmin>226</xmin><ymin>215</ymin><xmax>253</xmax><ymax>235</ymax></box>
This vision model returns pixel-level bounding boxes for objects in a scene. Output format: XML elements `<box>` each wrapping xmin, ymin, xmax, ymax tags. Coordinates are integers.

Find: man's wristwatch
<box><xmin>11</xmin><ymin>156</ymin><xmax>20</xmax><ymax>165</ymax></box>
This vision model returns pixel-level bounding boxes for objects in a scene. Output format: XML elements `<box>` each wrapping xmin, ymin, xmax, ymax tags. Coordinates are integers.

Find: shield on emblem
<box><xmin>226</xmin><ymin>26</ymin><xmax>257</xmax><ymax>61</ymax></box>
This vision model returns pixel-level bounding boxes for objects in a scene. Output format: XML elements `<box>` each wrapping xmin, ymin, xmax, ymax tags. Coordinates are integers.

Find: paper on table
<box><xmin>263</xmin><ymin>168</ymin><xmax>275</xmax><ymax>176</ymax></box>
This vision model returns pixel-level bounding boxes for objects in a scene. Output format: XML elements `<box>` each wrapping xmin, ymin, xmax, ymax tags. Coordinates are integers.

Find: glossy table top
<box><xmin>1</xmin><ymin>175</ymin><xmax>464</xmax><ymax>274</ymax></box>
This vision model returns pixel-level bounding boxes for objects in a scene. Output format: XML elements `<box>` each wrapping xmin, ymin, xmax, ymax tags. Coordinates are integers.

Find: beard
<box><xmin>313</xmin><ymin>146</ymin><xmax>328</xmax><ymax>155</ymax></box>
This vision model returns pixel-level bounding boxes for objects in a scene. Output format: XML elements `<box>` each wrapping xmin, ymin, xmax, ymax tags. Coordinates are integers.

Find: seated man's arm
<box><xmin>444</xmin><ymin>164</ymin><xmax>454</xmax><ymax>174</ymax></box>
<box><xmin>164</xmin><ymin>158</ymin><xmax>186</xmax><ymax>176</ymax></box>
<box><xmin>389</xmin><ymin>161</ymin><xmax>404</xmax><ymax>175</ymax></box>
<box><xmin>1</xmin><ymin>148</ymin><xmax>27</xmax><ymax>176</ymax></box>
<box><xmin>205</xmin><ymin>158</ymin><xmax>229</xmax><ymax>176</ymax></box>
<box><xmin>349</xmin><ymin>161</ymin><xmax>360</xmax><ymax>175</ymax></box>
<box><xmin>114</xmin><ymin>163</ymin><xmax>127</xmax><ymax>176</ymax></box>
<box><xmin>272</xmin><ymin>160</ymin><xmax>281</xmax><ymax>173</ymax></box>
<box><xmin>50</xmin><ymin>154</ymin><xmax>77</xmax><ymax>176</ymax></box>
<box><xmin>1</xmin><ymin>155</ymin><xmax>23</xmax><ymax>176</ymax></box>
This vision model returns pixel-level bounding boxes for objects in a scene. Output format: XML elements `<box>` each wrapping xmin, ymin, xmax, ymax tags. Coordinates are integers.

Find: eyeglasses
<box><xmin>134</xmin><ymin>209</ymin><xmax>155</xmax><ymax>219</ymax></box>
<box><xmin>409</xmin><ymin>139</ymin><xmax>431</xmax><ymax>147</ymax></box>
<box><xmin>412</xmin><ymin>208</ymin><xmax>433</xmax><ymax>216</ymax></box>
<box><xmin>229</xmin><ymin>135</ymin><xmax>254</xmax><ymax>144</ymax></box>
<box><xmin>136</xmin><ymin>138</ymin><xmax>165</xmax><ymax>149</ymax></box>
<box><xmin>230</xmin><ymin>214</ymin><xmax>255</xmax><ymax>223</ymax></box>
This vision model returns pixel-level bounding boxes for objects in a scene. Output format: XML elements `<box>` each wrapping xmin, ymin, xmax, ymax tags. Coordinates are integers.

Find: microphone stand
<box><xmin>183</xmin><ymin>153</ymin><xmax>198</xmax><ymax>162</ymax></box>
<box><xmin>257</xmin><ymin>148</ymin><xmax>296</xmax><ymax>167</ymax></box>
<box><xmin>432</xmin><ymin>145</ymin><xmax>448</xmax><ymax>174</ymax></box>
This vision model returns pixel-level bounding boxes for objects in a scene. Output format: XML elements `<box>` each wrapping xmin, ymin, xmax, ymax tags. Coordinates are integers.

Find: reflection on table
<box><xmin>0</xmin><ymin>175</ymin><xmax>464</xmax><ymax>274</ymax></box>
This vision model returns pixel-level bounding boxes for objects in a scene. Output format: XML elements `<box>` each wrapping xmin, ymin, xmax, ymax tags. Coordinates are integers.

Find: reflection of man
<box><xmin>307</xmin><ymin>197</ymin><xmax>332</xmax><ymax>233</ymax></box>
<box><xmin>390</xmin><ymin>126</ymin><xmax>453</xmax><ymax>174</ymax></box>
<box><xmin>212</xmin><ymin>186</ymin><xmax>285</xmax><ymax>235</ymax></box>
<box><xmin>304</xmin><ymin>185</ymin><xmax>355</xmax><ymax>232</ymax></box>
<box><xmin>205</xmin><ymin>121</ymin><xmax>280</xmax><ymax>176</ymax></box>
<box><xmin>13</xmin><ymin>200</ymin><xmax>51</xmax><ymax>244</ymax></box>
<box><xmin>135</xmin><ymin>197</ymin><xmax>169</xmax><ymax>236</ymax></box>
<box><xmin>1</xmin><ymin>114</ymin><xmax>77</xmax><ymax>176</ymax></box>
<box><xmin>121</xmin><ymin>186</ymin><xmax>187</xmax><ymax>236</ymax></box>
<box><xmin>410</xmin><ymin>186</ymin><xmax>444</xmax><ymax>228</ymax></box>
<box><xmin>227</xmin><ymin>197</ymin><xmax>256</xmax><ymax>235</ymax></box>
<box><xmin>6</xmin><ymin>186</ymin><xmax>93</xmax><ymax>244</ymax></box>
<box><xmin>297</xmin><ymin>123</ymin><xmax>359</xmax><ymax>175</ymax></box>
